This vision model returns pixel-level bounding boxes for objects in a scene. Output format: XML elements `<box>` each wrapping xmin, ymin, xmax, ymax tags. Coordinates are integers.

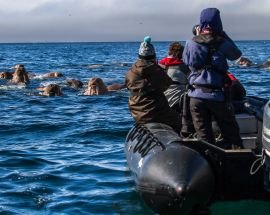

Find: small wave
<box><xmin>31</xmin><ymin>75</ymin><xmax>49</xmax><ymax>80</ymax></box>
<box><xmin>86</xmin><ymin>62</ymin><xmax>131</xmax><ymax>69</ymax></box>
<box><xmin>0</xmin><ymin>157</ymin><xmax>58</xmax><ymax>169</ymax></box>
<box><xmin>0</xmin><ymin>85</ymin><xmax>26</xmax><ymax>90</ymax></box>
<box><xmin>2</xmin><ymin>172</ymin><xmax>70</xmax><ymax>185</ymax></box>
<box><xmin>66</xmin><ymin>128</ymin><xmax>129</xmax><ymax>139</ymax></box>
<box><xmin>87</xmin><ymin>64</ymin><xmax>103</xmax><ymax>69</ymax></box>
<box><xmin>1</xmin><ymin>185</ymin><xmax>53</xmax><ymax>210</ymax></box>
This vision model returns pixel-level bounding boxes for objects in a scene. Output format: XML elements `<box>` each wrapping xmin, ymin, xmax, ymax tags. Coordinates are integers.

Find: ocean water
<box><xmin>0</xmin><ymin>41</ymin><xmax>270</xmax><ymax>215</ymax></box>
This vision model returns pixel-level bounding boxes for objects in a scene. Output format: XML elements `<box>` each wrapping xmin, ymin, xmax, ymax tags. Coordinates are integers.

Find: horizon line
<box><xmin>0</xmin><ymin>39</ymin><xmax>269</xmax><ymax>44</ymax></box>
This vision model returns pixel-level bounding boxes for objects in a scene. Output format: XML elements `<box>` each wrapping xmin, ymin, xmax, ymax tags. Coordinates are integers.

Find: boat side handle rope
<box><xmin>250</xmin><ymin>154</ymin><xmax>266</xmax><ymax>175</ymax></box>
<box><xmin>126</xmin><ymin>124</ymin><xmax>140</xmax><ymax>141</ymax></box>
<box><xmin>131</xmin><ymin>124</ymin><xmax>166</xmax><ymax>157</ymax></box>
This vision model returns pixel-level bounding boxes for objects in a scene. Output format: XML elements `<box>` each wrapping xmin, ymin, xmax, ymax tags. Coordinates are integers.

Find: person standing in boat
<box><xmin>159</xmin><ymin>42</ymin><xmax>190</xmax><ymax>113</ymax></box>
<box><xmin>125</xmin><ymin>36</ymin><xmax>181</xmax><ymax>132</ymax></box>
<box><xmin>182</xmin><ymin>8</ymin><xmax>243</xmax><ymax>148</ymax></box>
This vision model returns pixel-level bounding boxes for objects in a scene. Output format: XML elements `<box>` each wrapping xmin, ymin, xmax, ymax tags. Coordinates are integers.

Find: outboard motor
<box><xmin>262</xmin><ymin>100</ymin><xmax>270</xmax><ymax>191</ymax></box>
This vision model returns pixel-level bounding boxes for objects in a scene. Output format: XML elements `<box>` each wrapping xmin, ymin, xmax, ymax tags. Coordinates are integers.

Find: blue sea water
<box><xmin>0</xmin><ymin>41</ymin><xmax>270</xmax><ymax>215</ymax></box>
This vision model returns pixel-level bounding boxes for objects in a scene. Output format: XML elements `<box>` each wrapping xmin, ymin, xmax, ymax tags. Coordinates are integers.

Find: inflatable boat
<box><xmin>125</xmin><ymin>96</ymin><xmax>270</xmax><ymax>215</ymax></box>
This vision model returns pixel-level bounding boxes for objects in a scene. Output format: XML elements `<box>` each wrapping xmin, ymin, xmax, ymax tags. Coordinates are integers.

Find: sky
<box><xmin>0</xmin><ymin>0</ymin><xmax>269</xmax><ymax>42</ymax></box>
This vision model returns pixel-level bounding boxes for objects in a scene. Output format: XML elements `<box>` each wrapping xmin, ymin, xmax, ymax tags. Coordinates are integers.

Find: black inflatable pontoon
<box><xmin>125</xmin><ymin>96</ymin><xmax>270</xmax><ymax>215</ymax></box>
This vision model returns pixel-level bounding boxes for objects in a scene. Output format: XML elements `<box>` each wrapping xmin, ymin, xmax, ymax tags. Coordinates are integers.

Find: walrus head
<box><xmin>43</xmin><ymin>84</ymin><xmax>62</xmax><ymax>96</ymax></box>
<box><xmin>11</xmin><ymin>65</ymin><xmax>29</xmax><ymax>84</ymax></box>
<box><xmin>237</xmin><ymin>57</ymin><xmax>253</xmax><ymax>67</ymax></box>
<box><xmin>45</xmin><ymin>72</ymin><xmax>63</xmax><ymax>78</ymax></box>
<box><xmin>263</xmin><ymin>59</ymin><xmax>270</xmax><ymax>68</ymax></box>
<box><xmin>0</xmin><ymin>72</ymin><xmax>13</xmax><ymax>79</ymax></box>
<box><xmin>66</xmin><ymin>79</ymin><xmax>83</xmax><ymax>88</ymax></box>
<box><xmin>85</xmin><ymin>77</ymin><xmax>108</xmax><ymax>95</ymax></box>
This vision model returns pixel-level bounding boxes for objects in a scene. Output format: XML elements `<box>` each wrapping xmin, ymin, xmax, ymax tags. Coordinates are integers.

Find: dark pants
<box><xmin>190</xmin><ymin>97</ymin><xmax>242</xmax><ymax>147</ymax></box>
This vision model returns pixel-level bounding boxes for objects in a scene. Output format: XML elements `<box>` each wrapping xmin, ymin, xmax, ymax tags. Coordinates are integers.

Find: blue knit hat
<box><xmin>138</xmin><ymin>36</ymin><xmax>156</xmax><ymax>60</ymax></box>
<box><xmin>199</xmin><ymin>8</ymin><xmax>223</xmax><ymax>34</ymax></box>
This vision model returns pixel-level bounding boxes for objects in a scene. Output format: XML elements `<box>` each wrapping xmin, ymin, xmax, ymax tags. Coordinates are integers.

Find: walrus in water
<box><xmin>84</xmin><ymin>77</ymin><xmax>125</xmax><ymax>95</ymax></box>
<box><xmin>29</xmin><ymin>71</ymin><xmax>63</xmax><ymax>79</ymax></box>
<box><xmin>66</xmin><ymin>79</ymin><xmax>84</xmax><ymax>88</ymax></box>
<box><xmin>37</xmin><ymin>84</ymin><xmax>62</xmax><ymax>96</ymax></box>
<box><xmin>235</xmin><ymin>57</ymin><xmax>270</xmax><ymax>69</ymax></box>
<box><xmin>0</xmin><ymin>71</ymin><xmax>13</xmax><ymax>79</ymax></box>
<box><xmin>42</xmin><ymin>72</ymin><xmax>63</xmax><ymax>78</ymax></box>
<box><xmin>11</xmin><ymin>64</ymin><xmax>63</xmax><ymax>79</ymax></box>
<box><xmin>262</xmin><ymin>59</ymin><xmax>270</xmax><ymax>69</ymax></box>
<box><xmin>236</xmin><ymin>56</ymin><xmax>253</xmax><ymax>67</ymax></box>
<box><xmin>10</xmin><ymin>64</ymin><xmax>29</xmax><ymax>85</ymax></box>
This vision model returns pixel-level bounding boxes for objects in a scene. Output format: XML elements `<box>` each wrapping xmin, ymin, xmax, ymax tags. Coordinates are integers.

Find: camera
<box><xmin>192</xmin><ymin>24</ymin><xmax>200</xmax><ymax>35</ymax></box>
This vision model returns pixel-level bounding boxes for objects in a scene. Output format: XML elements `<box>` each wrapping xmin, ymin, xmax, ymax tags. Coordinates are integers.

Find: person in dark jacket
<box><xmin>226</xmin><ymin>72</ymin><xmax>246</xmax><ymax>101</ymax></box>
<box><xmin>159</xmin><ymin>42</ymin><xmax>190</xmax><ymax>112</ymax></box>
<box><xmin>183</xmin><ymin>8</ymin><xmax>243</xmax><ymax>148</ymax></box>
<box><xmin>125</xmin><ymin>36</ymin><xmax>181</xmax><ymax>132</ymax></box>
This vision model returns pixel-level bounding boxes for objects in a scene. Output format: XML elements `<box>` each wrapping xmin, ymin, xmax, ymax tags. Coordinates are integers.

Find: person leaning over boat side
<box><xmin>182</xmin><ymin>8</ymin><xmax>243</xmax><ymax>148</ymax></box>
<box><xmin>125</xmin><ymin>36</ymin><xmax>181</xmax><ymax>132</ymax></box>
<box><xmin>159</xmin><ymin>42</ymin><xmax>190</xmax><ymax>112</ymax></box>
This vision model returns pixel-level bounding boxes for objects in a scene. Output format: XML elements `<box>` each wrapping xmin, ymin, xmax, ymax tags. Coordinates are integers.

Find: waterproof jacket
<box><xmin>183</xmin><ymin>34</ymin><xmax>242</xmax><ymax>101</ymax></box>
<box><xmin>227</xmin><ymin>72</ymin><xmax>246</xmax><ymax>101</ymax></box>
<box><xmin>125</xmin><ymin>59</ymin><xmax>181</xmax><ymax>130</ymax></box>
<box><xmin>159</xmin><ymin>57</ymin><xmax>190</xmax><ymax>108</ymax></box>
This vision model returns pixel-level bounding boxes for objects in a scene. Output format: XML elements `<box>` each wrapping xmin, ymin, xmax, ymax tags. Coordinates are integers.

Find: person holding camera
<box><xmin>182</xmin><ymin>8</ymin><xmax>243</xmax><ymax>149</ymax></box>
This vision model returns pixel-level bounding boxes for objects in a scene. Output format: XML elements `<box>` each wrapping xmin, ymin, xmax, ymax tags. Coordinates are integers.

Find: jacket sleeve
<box><xmin>219</xmin><ymin>33</ymin><xmax>242</xmax><ymax>61</ymax></box>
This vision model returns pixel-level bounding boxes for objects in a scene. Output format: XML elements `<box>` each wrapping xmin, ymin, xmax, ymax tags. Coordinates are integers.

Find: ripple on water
<box><xmin>1</xmin><ymin>186</ymin><xmax>53</xmax><ymax>211</ymax></box>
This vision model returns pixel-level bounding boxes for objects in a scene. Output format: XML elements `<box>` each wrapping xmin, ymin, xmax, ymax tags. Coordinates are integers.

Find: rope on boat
<box><xmin>127</xmin><ymin>124</ymin><xmax>165</xmax><ymax>157</ymax></box>
<box><xmin>250</xmin><ymin>154</ymin><xmax>266</xmax><ymax>175</ymax></box>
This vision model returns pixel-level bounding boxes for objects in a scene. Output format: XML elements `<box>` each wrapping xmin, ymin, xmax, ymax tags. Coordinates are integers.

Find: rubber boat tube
<box><xmin>125</xmin><ymin>123</ymin><xmax>215</xmax><ymax>215</ymax></box>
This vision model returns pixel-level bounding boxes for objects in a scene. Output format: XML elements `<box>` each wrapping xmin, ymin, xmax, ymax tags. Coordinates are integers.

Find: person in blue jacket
<box><xmin>183</xmin><ymin>8</ymin><xmax>243</xmax><ymax>148</ymax></box>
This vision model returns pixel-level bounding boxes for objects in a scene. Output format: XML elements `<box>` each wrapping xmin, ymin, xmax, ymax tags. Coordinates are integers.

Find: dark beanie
<box><xmin>199</xmin><ymin>8</ymin><xmax>223</xmax><ymax>34</ymax></box>
<box><xmin>138</xmin><ymin>36</ymin><xmax>156</xmax><ymax>60</ymax></box>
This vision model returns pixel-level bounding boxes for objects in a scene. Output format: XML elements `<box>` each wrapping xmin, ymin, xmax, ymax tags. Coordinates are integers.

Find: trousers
<box><xmin>190</xmin><ymin>97</ymin><xmax>242</xmax><ymax>147</ymax></box>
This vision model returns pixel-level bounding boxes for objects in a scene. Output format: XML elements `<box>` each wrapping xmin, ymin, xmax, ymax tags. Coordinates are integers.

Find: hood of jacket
<box><xmin>200</xmin><ymin>8</ymin><xmax>223</xmax><ymax>35</ymax></box>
